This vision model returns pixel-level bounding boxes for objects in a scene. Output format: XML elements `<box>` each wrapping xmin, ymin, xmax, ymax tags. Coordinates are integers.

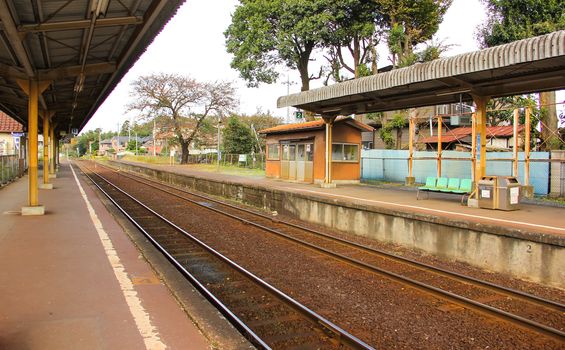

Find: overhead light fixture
<box><xmin>91</xmin><ymin>0</ymin><xmax>110</xmax><ymax>17</ymax></box>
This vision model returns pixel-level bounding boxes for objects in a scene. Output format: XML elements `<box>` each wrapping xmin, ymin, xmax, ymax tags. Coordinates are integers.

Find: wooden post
<box><xmin>437</xmin><ymin>115</ymin><xmax>442</xmax><ymax>177</ymax></box>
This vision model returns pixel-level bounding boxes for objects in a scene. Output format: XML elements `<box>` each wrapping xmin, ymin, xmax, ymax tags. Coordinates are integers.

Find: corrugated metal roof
<box><xmin>0</xmin><ymin>111</ymin><xmax>23</xmax><ymax>132</ymax></box>
<box><xmin>259</xmin><ymin>116</ymin><xmax>373</xmax><ymax>134</ymax></box>
<box><xmin>278</xmin><ymin>31</ymin><xmax>565</xmax><ymax>115</ymax></box>
<box><xmin>0</xmin><ymin>0</ymin><xmax>186</xmax><ymax>133</ymax></box>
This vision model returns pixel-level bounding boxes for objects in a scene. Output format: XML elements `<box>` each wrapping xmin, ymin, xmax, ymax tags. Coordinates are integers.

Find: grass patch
<box><xmin>122</xmin><ymin>155</ymin><xmax>265</xmax><ymax>177</ymax></box>
<box><xmin>535</xmin><ymin>195</ymin><xmax>565</xmax><ymax>206</ymax></box>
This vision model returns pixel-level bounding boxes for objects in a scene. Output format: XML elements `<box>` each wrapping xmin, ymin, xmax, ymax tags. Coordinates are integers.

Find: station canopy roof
<box><xmin>278</xmin><ymin>31</ymin><xmax>565</xmax><ymax>116</ymax></box>
<box><xmin>0</xmin><ymin>0</ymin><xmax>185</xmax><ymax>134</ymax></box>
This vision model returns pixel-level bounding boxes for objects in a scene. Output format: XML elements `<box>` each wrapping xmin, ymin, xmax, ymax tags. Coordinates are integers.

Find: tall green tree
<box><xmin>380</xmin><ymin>0</ymin><xmax>452</xmax><ymax>68</ymax></box>
<box><xmin>324</xmin><ymin>0</ymin><xmax>382</xmax><ymax>80</ymax></box>
<box><xmin>225</xmin><ymin>0</ymin><xmax>331</xmax><ymax>92</ymax></box>
<box><xmin>477</xmin><ymin>0</ymin><xmax>565</xmax><ymax>150</ymax></box>
<box><xmin>222</xmin><ymin>116</ymin><xmax>255</xmax><ymax>154</ymax></box>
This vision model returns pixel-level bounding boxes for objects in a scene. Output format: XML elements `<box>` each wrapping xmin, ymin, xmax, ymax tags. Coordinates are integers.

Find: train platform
<box><xmin>108</xmin><ymin>159</ymin><xmax>564</xmax><ymax>289</ymax></box>
<box><xmin>0</xmin><ymin>161</ymin><xmax>248</xmax><ymax>350</ymax></box>
<box><xmin>114</xmin><ymin>160</ymin><xmax>565</xmax><ymax>239</ymax></box>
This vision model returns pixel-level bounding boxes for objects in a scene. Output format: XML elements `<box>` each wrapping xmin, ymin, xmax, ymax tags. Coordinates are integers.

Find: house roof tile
<box><xmin>418</xmin><ymin>125</ymin><xmax>525</xmax><ymax>144</ymax></box>
<box><xmin>0</xmin><ymin>111</ymin><xmax>23</xmax><ymax>132</ymax></box>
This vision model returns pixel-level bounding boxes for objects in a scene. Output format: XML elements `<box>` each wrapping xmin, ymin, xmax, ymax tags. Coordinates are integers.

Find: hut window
<box><xmin>267</xmin><ymin>144</ymin><xmax>280</xmax><ymax>160</ymax></box>
<box><xmin>332</xmin><ymin>143</ymin><xmax>359</xmax><ymax>162</ymax></box>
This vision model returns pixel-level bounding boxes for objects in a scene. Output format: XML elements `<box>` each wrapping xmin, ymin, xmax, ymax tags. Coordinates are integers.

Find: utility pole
<box><xmin>282</xmin><ymin>72</ymin><xmax>295</xmax><ymax>123</ymax></box>
<box><xmin>153</xmin><ymin>118</ymin><xmax>156</xmax><ymax>156</ymax></box>
<box><xmin>217</xmin><ymin>118</ymin><xmax>222</xmax><ymax>171</ymax></box>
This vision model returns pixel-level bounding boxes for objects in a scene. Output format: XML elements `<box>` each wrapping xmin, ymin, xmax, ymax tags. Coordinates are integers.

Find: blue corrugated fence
<box><xmin>361</xmin><ymin>150</ymin><xmax>550</xmax><ymax>195</ymax></box>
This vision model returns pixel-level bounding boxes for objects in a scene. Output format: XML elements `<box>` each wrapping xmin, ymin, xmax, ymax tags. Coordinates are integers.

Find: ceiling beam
<box><xmin>0</xmin><ymin>0</ymin><xmax>48</xmax><ymax>110</ymax></box>
<box><xmin>0</xmin><ymin>61</ymin><xmax>116</xmax><ymax>80</ymax></box>
<box><xmin>0</xmin><ymin>0</ymin><xmax>35</xmax><ymax>76</ymax></box>
<box><xmin>18</xmin><ymin>16</ymin><xmax>143</xmax><ymax>33</ymax></box>
<box><xmin>38</xmin><ymin>62</ymin><xmax>117</xmax><ymax>80</ymax></box>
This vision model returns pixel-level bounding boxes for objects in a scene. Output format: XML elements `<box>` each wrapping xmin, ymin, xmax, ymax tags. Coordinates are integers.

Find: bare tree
<box><xmin>127</xmin><ymin>73</ymin><xmax>237</xmax><ymax>163</ymax></box>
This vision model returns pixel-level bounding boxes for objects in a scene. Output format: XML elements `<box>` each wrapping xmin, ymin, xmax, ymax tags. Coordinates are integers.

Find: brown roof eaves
<box><xmin>260</xmin><ymin>116</ymin><xmax>373</xmax><ymax>135</ymax></box>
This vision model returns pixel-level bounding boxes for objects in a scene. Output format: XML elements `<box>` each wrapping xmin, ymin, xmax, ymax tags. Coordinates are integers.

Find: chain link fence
<box><xmin>0</xmin><ymin>155</ymin><xmax>20</xmax><ymax>186</ymax></box>
<box><xmin>186</xmin><ymin>152</ymin><xmax>266</xmax><ymax>170</ymax></box>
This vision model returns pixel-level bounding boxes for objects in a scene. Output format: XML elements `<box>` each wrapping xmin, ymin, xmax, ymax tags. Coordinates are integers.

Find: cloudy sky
<box><xmin>83</xmin><ymin>0</ymin><xmax>558</xmax><ymax>132</ymax></box>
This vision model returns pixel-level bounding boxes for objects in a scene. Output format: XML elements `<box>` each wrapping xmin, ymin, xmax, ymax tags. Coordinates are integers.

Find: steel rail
<box><xmin>92</xmin><ymin>161</ymin><xmax>565</xmax><ymax>341</ymax></box>
<box><xmin>100</xmin><ymin>161</ymin><xmax>564</xmax><ymax>312</ymax></box>
<box><xmin>77</xmin><ymin>162</ymin><xmax>375</xmax><ymax>350</ymax></box>
<box><xmin>74</xmin><ymin>162</ymin><xmax>271</xmax><ymax>350</ymax></box>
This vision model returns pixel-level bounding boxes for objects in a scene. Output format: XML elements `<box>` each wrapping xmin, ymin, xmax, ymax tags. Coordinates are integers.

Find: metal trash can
<box><xmin>496</xmin><ymin>176</ymin><xmax>521</xmax><ymax>211</ymax></box>
<box><xmin>478</xmin><ymin>176</ymin><xmax>497</xmax><ymax>209</ymax></box>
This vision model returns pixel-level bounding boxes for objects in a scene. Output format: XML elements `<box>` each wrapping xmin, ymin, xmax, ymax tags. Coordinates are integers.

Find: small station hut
<box><xmin>260</xmin><ymin>117</ymin><xmax>373</xmax><ymax>184</ymax></box>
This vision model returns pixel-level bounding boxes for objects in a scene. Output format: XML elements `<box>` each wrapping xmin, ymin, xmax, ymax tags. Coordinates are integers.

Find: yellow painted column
<box><xmin>43</xmin><ymin>114</ymin><xmax>50</xmax><ymax>184</ymax></box>
<box><xmin>523</xmin><ymin>107</ymin><xmax>534</xmax><ymax>198</ymax></box>
<box><xmin>512</xmin><ymin>109</ymin><xmax>519</xmax><ymax>177</ymax></box>
<box><xmin>472</xmin><ymin>95</ymin><xmax>489</xmax><ymax>194</ymax></box>
<box><xmin>437</xmin><ymin>116</ymin><xmax>442</xmax><ymax>177</ymax></box>
<box><xmin>29</xmin><ymin>82</ymin><xmax>40</xmax><ymax>204</ymax></box>
<box><xmin>471</xmin><ymin>113</ymin><xmax>477</xmax><ymax>183</ymax></box>
<box><xmin>524</xmin><ymin>108</ymin><xmax>531</xmax><ymax>185</ymax></box>
<box><xmin>49</xmin><ymin>122</ymin><xmax>56</xmax><ymax>177</ymax></box>
<box><xmin>322</xmin><ymin>115</ymin><xmax>336</xmax><ymax>188</ymax></box>
<box><xmin>17</xmin><ymin>79</ymin><xmax>51</xmax><ymax>215</ymax></box>
<box><xmin>406</xmin><ymin>117</ymin><xmax>415</xmax><ymax>185</ymax></box>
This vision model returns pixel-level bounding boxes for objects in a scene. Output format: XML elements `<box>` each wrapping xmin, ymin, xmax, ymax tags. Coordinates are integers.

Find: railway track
<box><xmin>88</xmin><ymin>160</ymin><xmax>565</xmax><ymax>343</ymax></box>
<box><xmin>76</xmin><ymin>161</ymin><xmax>374</xmax><ymax>350</ymax></box>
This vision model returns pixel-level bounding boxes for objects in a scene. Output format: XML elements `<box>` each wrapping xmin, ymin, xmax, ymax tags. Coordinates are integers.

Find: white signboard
<box><xmin>510</xmin><ymin>187</ymin><xmax>520</xmax><ymax>204</ymax></box>
<box><xmin>481</xmin><ymin>189</ymin><xmax>491</xmax><ymax>199</ymax></box>
<box><xmin>238</xmin><ymin>154</ymin><xmax>247</xmax><ymax>162</ymax></box>
<box><xmin>170</xmin><ymin>149</ymin><xmax>176</xmax><ymax>157</ymax></box>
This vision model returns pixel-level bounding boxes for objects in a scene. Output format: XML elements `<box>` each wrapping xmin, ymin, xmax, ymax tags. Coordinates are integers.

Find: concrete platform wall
<box><xmin>109</xmin><ymin>161</ymin><xmax>564</xmax><ymax>289</ymax></box>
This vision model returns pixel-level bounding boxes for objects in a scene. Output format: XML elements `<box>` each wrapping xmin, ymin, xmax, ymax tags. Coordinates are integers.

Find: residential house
<box><xmin>418</xmin><ymin>125</ymin><xmax>525</xmax><ymax>151</ymax></box>
<box><xmin>360</xmin><ymin>103</ymin><xmax>474</xmax><ymax>150</ymax></box>
<box><xmin>99</xmin><ymin>136</ymin><xmax>137</xmax><ymax>155</ymax></box>
<box><xmin>0</xmin><ymin>111</ymin><xmax>23</xmax><ymax>155</ymax></box>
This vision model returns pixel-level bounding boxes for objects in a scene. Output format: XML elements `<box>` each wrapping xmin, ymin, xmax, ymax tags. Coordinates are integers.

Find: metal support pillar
<box><xmin>523</xmin><ymin>107</ymin><xmax>534</xmax><ymax>197</ymax></box>
<box><xmin>437</xmin><ymin>115</ymin><xmax>443</xmax><ymax>177</ymax></box>
<box><xmin>322</xmin><ymin>115</ymin><xmax>337</xmax><ymax>188</ymax></box>
<box><xmin>471</xmin><ymin>113</ymin><xmax>477</xmax><ymax>183</ymax></box>
<box><xmin>512</xmin><ymin>109</ymin><xmax>519</xmax><ymax>177</ymax></box>
<box><xmin>49</xmin><ymin>122</ymin><xmax>56</xmax><ymax>177</ymax></box>
<box><xmin>472</xmin><ymin>95</ymin><xmax>489</xmax><ymax>198</ymax></box>
<box><xmin>406</xmin><ymin>117</ymin><xmax>415</xmax><ymax>185</ymax></box>
<box><xmin>40</xmin><ymin>111</ymin><xmax>54</xmax><ymax>189</ymax></box>
<box><xmin>17</xmin><ymin>79</ymin><xmax>51</xmax><ymax>215</ymax></box>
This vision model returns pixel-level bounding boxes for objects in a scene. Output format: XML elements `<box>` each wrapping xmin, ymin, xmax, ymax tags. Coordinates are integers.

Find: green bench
<box><xmin>417</xmin><ymin>177</ymin><xmax>473</xmax><ymax>204</ymax></box>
